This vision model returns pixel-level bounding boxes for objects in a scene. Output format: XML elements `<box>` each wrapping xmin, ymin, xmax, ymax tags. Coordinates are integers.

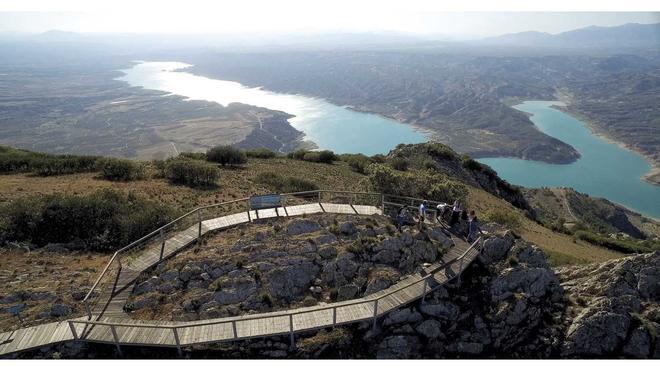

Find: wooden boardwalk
<box><xmin>0</xmin><ymin>194</ymin><xmax>482</xmax><ymax>357</ymax></box>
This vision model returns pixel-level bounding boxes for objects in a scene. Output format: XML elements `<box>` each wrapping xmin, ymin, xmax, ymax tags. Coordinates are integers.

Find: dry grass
<box><xmin>468</xmin><ymin>186</ymin><xmax>624</xmax><ymax>265</ymax></box>
<box><xmin>0</xmin><ymin>248</ymin><xmax>109</xmax><ymax>332</ymax></box>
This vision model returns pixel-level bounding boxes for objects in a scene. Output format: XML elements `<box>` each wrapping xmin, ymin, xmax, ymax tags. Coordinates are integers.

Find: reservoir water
<box><xmin>118</xmin><ymin>61</ymin><xmax>425</xmax><ymax>156</ymax></box>
<box><xmin>119</xmin><ymin>63</ymin><xmax>659</xmax><ymax>218</ymax></box>
<box><xmin>479</xmin><ymin>101</ymin><xmax>659</xmax><ymax>218</ymax></box>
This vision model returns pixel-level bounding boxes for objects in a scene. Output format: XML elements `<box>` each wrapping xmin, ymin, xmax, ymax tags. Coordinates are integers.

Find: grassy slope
<box><xmin>0</xmin><ymin>157</ymin><xmax>621</xmax><ymax>266</ymax></box>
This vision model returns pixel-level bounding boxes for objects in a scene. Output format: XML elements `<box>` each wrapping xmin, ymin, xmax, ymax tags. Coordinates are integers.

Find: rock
<box><xmin>512</xmin><ymin>242</ymin><xmax>550</xmax><ymax>269</ymax></box>
<box><xmin>286</xmin><ymin>219</ymin><xmax>322</xmax><ymax>236</ymax></box>
<box><xmin>427</xmin><ymin>228</ymin><xmax>453</xmax><ymax>248</ymax></box>
<box><xmin>180</xmin><ymin>263</ymin><xmax>203</xmax><ymax>282</ymax></box>
<box><xmin>400</xmin><ymin>232</ymin><xmax>414</xmax><ymax>247</ymax></box>
<box><xmin>490</xmin><ymin>266</ymin><xmax>562</xmax><ymax>303</ymax></box>
<box><xmin>318</xmin><ymin>245</ymin><xmax>338</xmax><ymax>260</ymax></box>
<box><xmin>130</xmin><ymin>294</ymin><xmax>158</xmax><ymax>311</ymax></box>
<box><xmin>337</xmin><ymin>284</ymin><xmax>359</xmax><ymax>300</ymax></box>
<box><xmin>622</xmin><ymin>326</ymin><xmax>651</xmax><ymax>358</ymax></box>
<box><xmin>214</xmin><ymin>276</ymin><xmax>258</xmax><ymax>305</ymax></box>
<box><xmin>336</xmin><ymin>253</ymin><xmax>358</xmax><ymax>279</ymax></box>
<box><xmin>0</xmin><ymin>293</ymin><xmax>22</xmax><ymax>304</ymax></box>
<box><xmin>158</xmin><ymin>283</ymin><xmax>175</xmax><ymax>294</ymax></box>
<box><xmin>365</xmin><ymin>275</ymin><xmax>392</xmax><ymax>295</ymax></box>
<box><xmin>315</xmin><ymin>233</ymin><xmax>338</xmax><ymax>246</ymax></box>
<box><xmin>309</xmin><ymin>286</ymin><xmax>323</xmax><ymax>295</ymax></box>
<box><xmin>415</xmin><ymin>319</ymin><xmax>443</xmax><ymax>339</ymax></box>
<box><xmin>419</xmin><ymin>302</ymin><xmax>459</xmax><ymax>321</ymax></box>
<box><xmin>372</xmin><ymin>238</ymin><xmax>402</xmax><ymax>264</ymax></box>
<box><xmin>134</xmin><ymin>281</ymin><xmax>156</xmax><ymax>295</ymax></box>
<box><xmin>266</xmin><ymin>261</ymin><xmax>319</xmax><ymax>301</ymax></box>
<box><xmin>447</xmin><ymin>342</ymin><xmax>483</xmax><ymax>355</ymax></box>
<box><xmin>637</xmin><ymin>266</ymin><xmax>659</xmax><ymax>300</ymax></box>
<box><xmin>50</xmin><ymin>303</ymin><xmax>72</xmax><ymax>317</ymax></box>
<box><xmin>562</xmin><ymin>310</ymin><xmax>631</xmax><ymax>356</ymax></box>
<box><xmin>29</xmin><ymin>291</ymin><xmax>58</xmax><ymax>301</ymax></box>
<box><xmin>7</xmin><ymin>303</ymin><xmax>26</xmax><ymax>316</ymax></box>
<box><xmin>71</xmin><ymin>289</ymin><xmax>88</xmax><ymax>301</ymax></box>
<box><xmin>376</xmin><ymin>335</ymin><xmax>421</xmax><ymax>359</ymax></box>
<box><xmin>200</xmin><ymin>272</ymin><xmax>211</xmax><ymax>281</ymax></box>
<box><xmin>383</xmin><ymin>308</ymin><xmax>423</xmax><ymax>326</ymax></box>
<box><xmin>161</xmin><ymin>269</ymin><xmax>179</xmax><ymax>282</ymax></box>
<box><xmin>479</xmin><ymin>236</ymin><xmax>514</xmax><ymax>264</ymax></box>
<box><xmin>339</xmin><ymin>221</ymin><xmax>357</xmax><ymax>235</ymax></box>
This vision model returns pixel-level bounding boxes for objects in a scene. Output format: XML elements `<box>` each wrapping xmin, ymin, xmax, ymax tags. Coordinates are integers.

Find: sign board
<box><xmin>250</xmin><ymin>194</ymin><xmax>283</xmax><ymax>210</ymax></box>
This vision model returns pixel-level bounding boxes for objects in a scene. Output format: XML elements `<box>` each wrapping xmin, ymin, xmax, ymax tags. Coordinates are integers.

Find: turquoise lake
<box><xmin>118</xmin><ymin>61</ymin><xmax>426</xmax><ymax>156</ymax></box>
<box><xmin>479</xmin><ymin>101</ymin><xmax>659</xmax><ymax>218</ymax></box>
<box><xmin>119</xmin><ymin>64</ymin><xmax>659</xmax><ymax>218</ymax></box>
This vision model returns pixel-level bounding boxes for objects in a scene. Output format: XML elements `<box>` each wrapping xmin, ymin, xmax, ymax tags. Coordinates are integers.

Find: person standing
<box><xmin>449</xmin><ymin>200</ymin><xmax>461</xmax><ymax>226</ymax></box>
<box><xmin>396</xmin><ymin>205</ymin><xmax>407</xmax><ymax>231</ymax></box>
<box><xmin>467</xmin><ymin>210</ymin><xmax>482</xmax><ymax>243</ymax></box>
<box><xmin>418</xmin><ymin>200</ymin><xmax>428</xmax><ymax>228</ymax></box>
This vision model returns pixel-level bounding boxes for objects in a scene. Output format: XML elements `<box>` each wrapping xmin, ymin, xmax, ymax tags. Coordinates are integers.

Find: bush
<box><xmin>178</xmin><ymin>152</ymin><xmax>207</xmax><ymax>161</ymax></box>
<box><xmin>482</xmin><ymin>209</ymin><xmax>522</xmax><ymax>230</ymax></box>
<box><xmin>206</xmin><ymin>145</ymin><xmax>247</xmax><ymax>166</ymax></box>
<box><xmin>288</xmin><ymin>149</ymin><xmax>337</xmax><ymax>164</ymax></box>
<box><xmin>165</xmin><ymin>159</ymin><xmax>219</xmax><ymax>188</ymax></box>
<box><xmin>0</xmin><ymin>146</ymin><xmax>100</xmax><ymax>176</ymax></box>
<box><xmin>573</xmin><ymin>230</ymin><xmax>656</xmax><ymax>254</ymax></box>
<box><xmin>365</xmin><ymin>164</ymin><xmax>467</xmax><ymax>202</ymax></box>
<box><xmin>389</xmin><ymin>157</ymin><xmax>409</xmax><ymax>171</ymax></box>
<box><xmin>340</xmin><ymin>154</ymin><xmax>373</xmax><ymax>174</ymax></box>
<box><xmin>254</xmin><ymin>172</ymin><xmax>318</xmax><ymax>193</ymax></box>
<box><xmin>99</xmin><ymin>158</ymin><xmax>144</xmax><ymax>181</ymax></box>
<box><xmin>0</xmin><ymin>189</ymin><xmax>174</xmax><ymax>251</ymax></box>
<box><xmin>246</xmin><ymin>148</ymin><xmax>277</xmax><ymax>159</ymax></box>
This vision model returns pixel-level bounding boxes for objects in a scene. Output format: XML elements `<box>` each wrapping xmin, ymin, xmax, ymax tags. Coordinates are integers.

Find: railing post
<box><xmin>372</xmin><ymin>299</ymin><xmax>379</xmax><ymax>331</ymax></box>
<box><xmin>289</xmin><ymin>314</ymin><xmax>295</xmax><ymax>349</ymax></box>
<box><xmin>232</xmin><ymin>321</ymin><xmax>238</xmax><ymax>339</ymax></box>
<box><xmin>380</xmin><ymin>193</ymin><xmax>385</xmax><ymax>213</ymax></box>
<box><xmin>68</xmin><ymin>321</ymin><xmax>78</xmax><ymax>340</ymax></box>
<box><xmin>332</xmin><ymin>307</ymin><xmax>337</xmax><ymax>327</ymax></box>
<box><xmin>173</xmin><ymin>327</ymin><xmax>183</xmax><ymax>357</ymax></box>
<box><xmin>159</xmin><ymin>229</ymin><xmax>166</xmax><ymax>261</ymax></box>
<box><xmin>317</xmin><ymin>190</ymin><xmax>322</xmax><ymax>205</ymax></box>
<box><xmin>247</xmin><ymin>200</ymin><xmax>252</xmax><ymax>222</ymax></box>
<box><xmin>85</xmin><ymin>301</ymin><xmax>92</xmax><ymax>320</ymax></box>
<box><xmin>421</xmin><ymin>276</ymin><xmax>428</xmax><ymax>303</ymax></box>
<box><xmin>110</xmin><ymin>324</ymin><xmax>122</xmax><ymax>356</ymax></box>
<box><xmin>197</xmin><ymin>209</ymin><xmax>202</xmax><ymax>239</ymax></box>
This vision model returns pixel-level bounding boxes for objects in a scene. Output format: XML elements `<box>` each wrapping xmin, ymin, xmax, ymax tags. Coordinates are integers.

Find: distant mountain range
<box><xmin>478</xmin><ymin>22</ymin><xmax>660</xmax><ymax>49</ymax></box>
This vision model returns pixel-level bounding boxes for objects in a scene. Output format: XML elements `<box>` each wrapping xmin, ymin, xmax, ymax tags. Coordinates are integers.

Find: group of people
<box><xmin>395</xmin><ymin>199</ymin><xmax>482</xmax><ymax>242</ymax></box>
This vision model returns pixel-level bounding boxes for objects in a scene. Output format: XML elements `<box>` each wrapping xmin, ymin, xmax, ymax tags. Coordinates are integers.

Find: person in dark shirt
<box><xmin>467</xmin><ymin>210</ymin><xmax>483</xmax><ymax>243</ymax></box>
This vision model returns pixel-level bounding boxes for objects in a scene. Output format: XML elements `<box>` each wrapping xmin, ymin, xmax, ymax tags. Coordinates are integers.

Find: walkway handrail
<box><xmin>82</xmin><ymin>189</ymin><xmax>468</xmax><ymax>318</ymax></box>
<box><xmin>72</xmin><ymin>236</ymin><xmax>482</xmax><ymax>333</ymax></box>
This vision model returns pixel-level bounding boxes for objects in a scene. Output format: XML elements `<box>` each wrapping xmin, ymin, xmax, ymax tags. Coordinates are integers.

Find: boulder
<box><xmin>161</xmin><ymin>269</ymin><xmax>179</xmax><ymax>282</ymax></box>
<box><xmin>419</xmin><ymin>301</ymin><xmax>459</xmax><ymax>321</ymax></box>
<box><xmin>337</xmin><ymin>284</ymin><xmax>359</xmax><ymax>301</ymax></box>
<box><xmin>622</xmin><ymin>326</ymin><xmax>652</xmax><ymax>359</ymax></box>
<box><xmin>415</xmin><ymin>319</ymin><xmax>443</xmax><ymax>339</ymax></box>
<box><xmin>376</xmin><ymin>335</ymin><xmax>421</xmax><ymax>359</ymax></box>
<box><xmin>447</xmin><ymin>342</ymin><xmax>484</xmax><ymax>355</ymax></box>
<box><xmin>266</xmin><ymin>261</ymin><xmax>319</xmax><ymax>301</ymax></box>
<box><xmin>562</xmin><ymin>310</ymin><xmax>631</xmax><ymax>356</ymax></box>
<box><xmin>286</xmin><ymin>219</ymin><xmax>322</xmax><ymax>236</ymax></box>
<box><xmin>134</xmin><ymin>281</ymin><xmax>156</xmax><ymax>295</ymax></box>
<box><xmin>213</xmin><ymin>276</ymin><xmax>258</xmax><ymax>305</ymax></box>
<box><xmin>318</xmin><ymin>245</ymin><xmax>338</xmax><ymax>260</ymax></box>
<box><xmin>29</xmin><ymin>291</ymin><xmax>58</xmax><ymax>301</ymax></box>
<box><xmin>383</xmin><ymin>308</ymin><xmax>423</xmax><ymax>326</ymax></box>
<box><xmin>50</xmin><ymin>303</ymin><xmax>72</xmax><ymax>317</ymax></box>
<box><xmin>339</xmin><ymin>221</ymin><xmax>357</xmax><ymax>235</ymax></box>
<box><xmin>336</xmin><ymin>253</ymin><xmax>358</xmax><ymax>279</ymax></box>
<box><xmin>180</xmin><ymin>263</ymin><xmax>203</xmax><ymax>282</ymax></box>
<box><xmin>479</xmin><ymin>236</ymin><xmax>514</xmax><ymax>265</ymax></box>
<box><xmin>490</xmin><ymin>266</ymin><xmax>562</xmax><ymax>303</ymax></box>
<box><xmin>637</xmin><ymin>266</ymin><xmax>659</xmax><ymax>300</ymax></box>
<box><xmin>315</xmin><ymin>233</ymin><xmax>338</xmax><ymax>246</ymax></box>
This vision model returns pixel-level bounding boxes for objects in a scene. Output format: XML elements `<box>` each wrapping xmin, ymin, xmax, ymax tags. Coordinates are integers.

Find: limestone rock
<box><xmin>286</xmin><ymin>219</ymin><xmax>322</xmax><ymax>236</ymax></box>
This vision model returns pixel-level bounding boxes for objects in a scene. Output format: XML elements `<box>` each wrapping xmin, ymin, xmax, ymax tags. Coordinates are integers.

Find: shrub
<box><xmin>483</xmin><ymin>209</ymin><xmax>522</xmax><ymax>230</ymax></box>
<box><xmin>99</xmin><ymin>158</ymin><xmax>144</xmax><ymax>181</ymax></box>
<box><xmin>0</xmin><ymin>189</ymin><xmax>173</xmax><ymax>251</ymax></box>
<box><xmin>254</xmin><ymin>172</ymin><xmax>318</xmax><ymax>193</ymax></box>
<box><xmin>340</xmin><ymin>154</ymin><xmax>373</xmax><ymax>174</ymax></box>
<box><xmin>370</xmin><ymin>154</ymin><xmax>387</xmax><ymax>163</ymax></box>
<box><xmin>389</xmin><ymin>157</ymin><xmax>409</xmax><ymax>171</ymax></box>
<box><xmin>573</xmin><ymin>230</ymin><xmax>654</xmax><ymax>254</ymax></box>
<box><xmin>365</xmin><ymin>164</ymin><xmax>467</xmax><ymax>203</ymax></box>
<box><xmin>246</xmin><ymin>148</ymin><xmax>277</xmax><ymax>159</ymax></box>
<box><xmin>288</xmin><ymin>149</ymin><xmax>337</xmax><ymax>164</ymax></box>
<box><xmin>206</xmin><ymin>145</ymin><xmax>247</xmax><ymax>166</ymax></box>
<box><xmin>0</xmin><ymin>146</ymin><xmax>100</xmax><ymax>176</ymax></box>
<box><xmin>165</xmin><ymin>159</ymin><xmax>219</xmax><ymax>188</ymax></box>
<box><xmin>178</xmin><ymin>152</ymin><xmax>207</xmax><ymax>161</ymax></box>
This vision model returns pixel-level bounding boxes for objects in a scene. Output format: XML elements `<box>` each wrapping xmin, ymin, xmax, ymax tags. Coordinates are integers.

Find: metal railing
<box><xmin>70</xmin><ymin>234</ymin><xmax>482</xmax><ymax>352</ymax></box>
<box><xmin>79</xmin><ymin>189</ymin><xmax>480</xmax><ymax>350</ymax></box>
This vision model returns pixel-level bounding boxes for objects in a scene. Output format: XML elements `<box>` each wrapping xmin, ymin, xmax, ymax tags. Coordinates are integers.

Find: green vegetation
<box><xmin>245</xmin><ymin>148</ymin><xmax>278</xmax><ymax>159</ymax></box>
<box><xmin>165</xmin><ymin>159</ymin><xmax>219</xmax><ymax>188</ymax></box>
<box><xmin>206</xmin><ymin>145</ymin><xmax>247</xmax><ymax>166</ymax></box>
<box><xmin>389</xmin><ymin>157</ymin><xmax>409</xmax><ymax>171</ymax></box>
<box><xmin>483</xmin><ymin>209</ymin><xmax>522</xmax><ymax>231</ymax></box>
<box><xmin>365</xmin><ymin>163</ymin><xmax>467</xmax><ymax>202</ymax></box>
<box><xmin>177</xmin><ymin>152</ymin><xmax>207</xmax><ymax>161</ymax></box>
<box><xmin>0</xmin><ymin>146</ymin><xmax>99</xmax><ymax>176</ymax></box>
<box><xmin>254</xmin><ymin>172</ymin><xmax>318</xmax><ymax>193</ymax></box>
<box><xmin>288</xmin><ymin>149</ymin><xmax>338</xmax><ymax>164</ymax></box>
<box><xmin>572</xmin><ymin>230</ymin><xmax>658</xmax><ymax>254</ymax></box>
<box><xmin>339</xmin><ymin>154</ymin><xmax>373</xmax><ymax>174</ymax></box>
<box><xmin>0</xmin><ymin>189</ymin><xmax>173</xmax><ymax>251</ymax></box>
<box><xmin>98</xmin><ymin>158</ymin><xmax>144</xmax><ymax>181</ymax></box>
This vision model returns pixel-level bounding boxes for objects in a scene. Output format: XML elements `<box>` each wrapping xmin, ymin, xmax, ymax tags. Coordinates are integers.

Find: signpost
<box><xmin>249</xmin><ymin>194</ymin><xmax>283</xmax><ymax>218</ymax></box>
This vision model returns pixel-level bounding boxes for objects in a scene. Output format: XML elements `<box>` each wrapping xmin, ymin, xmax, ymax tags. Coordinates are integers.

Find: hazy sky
<box><xmin>0</xmin><ymin>1</ymin><xmax>658</xmax><ymax>38</ymax></box>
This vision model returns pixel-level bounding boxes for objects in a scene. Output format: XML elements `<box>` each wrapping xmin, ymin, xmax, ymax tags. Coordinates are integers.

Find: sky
<box><xmin>0</xmin><ymin>1</ymin><xmax>658</xmax><ymax>38</ymax></box>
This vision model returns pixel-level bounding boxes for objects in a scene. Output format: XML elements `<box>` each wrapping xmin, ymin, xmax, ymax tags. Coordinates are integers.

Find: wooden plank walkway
<box><xmin>0</xmin><ymin>199</ymin><xmax>481</xmax><ymax>356</ymax></box>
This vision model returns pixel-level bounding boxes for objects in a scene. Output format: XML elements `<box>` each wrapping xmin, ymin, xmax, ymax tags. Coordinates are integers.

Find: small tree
<box><xmin>165</xmin><ymin>159</ymin><xmax>219</xmax><ymax>188</ymax></box>
<box><xmin>98</xmin><ymin>158</ymin><xmax>144</xmax><ymax>181</ymax></box>
<box><xmin>206</xmin><ymin>145</ymin><xmax>247</xmax><ymax>166</ymax></box>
